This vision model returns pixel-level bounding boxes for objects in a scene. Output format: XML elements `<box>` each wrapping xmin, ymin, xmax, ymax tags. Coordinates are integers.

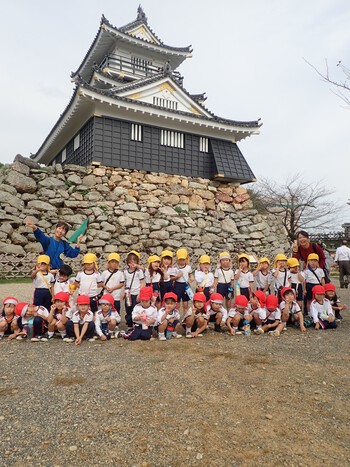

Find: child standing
<box><xmin>279</xmin><ymin>287</ymin><xmax>306</xmax><ymax>332</ymax></box>
<box><xmin>53</xmin><ymin>264</ymin><xmax>73</xmax><ymax>295</ymax></box>
<box><xmin>171</xmin><ymin>248</ymin><xmax>194</xmax><ymax>314</ymax></box>
<box><xmin>31</xmin><ymin>255</ymin><xmax>55</xmax><ymax>312</ymax></box>
<box><xmin>159</xmin><ymin>250</ymin><xmax>174</xmax><ymax>297</ymax></box>
<box><xmin>303</xmin><ymin>253</ymin><xmax>325</xmax><ymax>312</ymax></box>
<box><xmin>195</xmin><ymin>255</ymin><xmax>215</xmax><ymax>301</ymax></box>
<box><xmin>123</xmin><ymin>286</ymin><xmax>157</xmax><ymax>341</ymax></box>
<box><xmin>213</xmin><ymin>252</ymin><xmax>234</xmax><ymax>310</ymax></box>
<box><xmin>182</xmin><ymin>292</ymin><xmax>209</xmax><ymax>338</ymax></box>
<box><xmin>47</xmin><ymin>292</ymin><xmax>73</xmax><ymax>340</ymax></box>
<box><xmin>272</xmin><ymin>254</ymin><xmax>291</xmax><ymax>302</ymax></box>
<box><xmin>324</xmin><ymin>283</ymin><xmax>346</xmax><ymax>321</ymax></box>
<box><xmin>287</xmin><ymin>258</ymin><xmax>305</xmax><ymax>311</ymax></box>
<box><xmin>261</xmin><ymin>295</ymin><xmax>283</xmax><ymax>336</ymax></box>
<box><xmin>206</xmin><ymin>293</ymin><xmax>227</xmax><ymax>332</ymax></box>
<box><xmin>145</xmin><ymin>255</ymin><xmax>167</xmax><ymax>305</ymax></box>
<box><xmin>253</xmin><ymin>257</ymin><xmax>272</xmax><ymax>295</ymax></box>
<box><xmin>157</xmin><ymin>291</ymin><xmax>182</xmax><ymax>340</ymax></box>
<box><xmin>65</xmin><ymin>295</ymin><xmax>95</xmax><ymax>344</ymax></box>
<box><xmin>0</xmin><ymin>297</ymin><xmax>19</xmax><ymax>339</ymax></box>
<box><xmin>234</xmin><ymin>254</ymin><xmax>254</xmax><ymax>299</ymax></box>
<box><xmin>123</xmin><ymin>250</ymin><xmax>145</xmax><ymax>330</ymax></box>
<box><xmin>226</xmin><ymin>295</ymin><xmax>249</xmax><ymax>335</ymax></box>
<box><xmin>101</xmin><ymin>253</ymin><xmax>125</xmax><ymax>314</ymax></box>
<box><xmin>75</xmin><ymin>253</ymin><xmax>104</xmax><ymax>313</ymax></box>
<box><xmin>310</xmin><ymin>285</ymin><xmax>337</xmax><ymax>330</ymax></box>
<box><xmin>95</xmin><ymin>294</ymin><xmax>121</xmax><ymax>340</ymax></box>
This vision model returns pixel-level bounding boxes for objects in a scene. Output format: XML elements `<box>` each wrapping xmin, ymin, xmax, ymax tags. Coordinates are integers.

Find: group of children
<box><xmin>0</xmin><ymin>248</ymin><xmax>346</xmax><ymax>344</ymax></box>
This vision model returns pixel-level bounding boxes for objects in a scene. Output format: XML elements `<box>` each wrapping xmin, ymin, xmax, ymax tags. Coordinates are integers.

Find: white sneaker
<box><xmin>268</xmin><ymin>330</ymin><xmax>280</xmax><ymax>337</ymax></box>
<box><xmin>158</xmin><ymin>336</ymin><xmax>167</xmax><ymax>341</ymax></box>
<box><xmin>185</xmin><ymin>332</ymin><xmax>192</xmax><ymax>338</ymax></box>
<box><xmin>63</xmin><ymin>337</ymin><xmax>74</xmax><ymax>343</ymax></box>
<box><xmin>254</xmin><ymin>328</ymin><xmax>264</xmax><ymax>335</ymax></box>
<box><xmin>173</xmin><ymin>332</ymin><xmax>182</xmax><ymax>339</ymax></box>
<box><xmin>235</xmin><ymin>330</ymin><xmax>242</xmax><ymax>335</ymax></box>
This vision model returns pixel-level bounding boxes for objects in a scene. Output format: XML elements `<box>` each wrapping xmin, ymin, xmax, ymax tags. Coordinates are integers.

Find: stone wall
<box><xmin>0</xmin><ymin>155</ymin><xmax>289</xmax><ymax>271</ymax></box>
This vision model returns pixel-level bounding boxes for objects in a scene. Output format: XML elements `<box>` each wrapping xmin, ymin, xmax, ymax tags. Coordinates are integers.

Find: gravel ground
<box><xmin>0</xmin><ymin>280</ymin><xmax>349</xmax><ymax>466</ymax></box>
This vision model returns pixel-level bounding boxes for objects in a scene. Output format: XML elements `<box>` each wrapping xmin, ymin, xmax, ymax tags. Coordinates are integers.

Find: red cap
<box><xmin>252</xmin><ymin>290</ymin><xmax>266</xmax><ymax>307</ymax></box>
<box><xmin>76</xmin><ymin>295</ymin><xmax>90</xmax><ymax>305</ymax></box>
<box><xmin>139</xmin><ymin>286</ymin><xmax>153</xmax><ymax>301</ymax></box>
<box><xmin>14</xmin><ymin>302</ymin><xmax>29</xmax><ymax>317</ymax></box>
<box><xmin>3</xmin><ymin>296</ymin><xmax>18</xmax><ymax>306</ymax></box>
<box><xmin>99</xmin><ymin>294</ymin><xmax>115</xmax><ymax>306</ymax></box>
<box><xmin>163</xmin><ymin>292</ymin><xmax>178</xmax><ymax>302</ymax></box>
<box><xmin>210</xmin><ymin>293</ymin><xmax>224</xmax><ymax>303</ymax></box>
<box><xmin>324</xmin><ymin>283</ymin><xmax>335</xmax><ymax>292</ymax></box>
<box><xmin>234</xmin><ymin>295</ymin><xmax>249</xmax><ymax>308</ymax></box>
<box><xmin>266</xmin><ymin>295</ymin><xmax>279</xmax><ymax>310</ymax></box>
<box><xmin>312</xmin><ymin>285</ymin><xmax>325</xmax><ymax>296</ymax></box>
<box><xmin>280</xmin><ymin>287</ymin><xmax>295</xmax><ymax>298</ymax></box>
<box><xmin>193</xmin><ymin>292</ymin><xmax>206</xmax><ymax>303</ymax></box>
<box><xmin>53</xmin><ymin>292</ymin><xmax>70</xmax><ymax>303</ymax></box>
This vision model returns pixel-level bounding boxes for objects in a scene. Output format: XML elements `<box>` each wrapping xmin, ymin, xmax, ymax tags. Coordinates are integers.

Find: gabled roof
<box><xmin>71</xmin><ymin>8</ymin><xmax>192</xmax><ymax>82</ymax></box>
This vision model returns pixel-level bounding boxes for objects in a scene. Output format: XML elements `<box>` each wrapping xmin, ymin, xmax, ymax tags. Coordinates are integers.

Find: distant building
<box><xmin>32</xmin><ymin>6</ymin><xmax>261</xmax><ymax>183</ymax></box>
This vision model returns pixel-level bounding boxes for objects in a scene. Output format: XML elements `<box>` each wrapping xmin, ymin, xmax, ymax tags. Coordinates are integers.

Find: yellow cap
<box><xmin>176</xmin><ymin>248</ymin><xmax>188</xmax><ymax>260</ymax></box>
<box><xmin>83</xmin><ymin>253</ymin><xmax>98</xmax><ymax>270</ymax></box>
<box><xmin>287</xmin><ymin>258</ymin><xmax>299</xmax><ymax>268</ymax></box>
<box><xmin>199</xmin><ymin>255</ymin><xmax>211</xmax><ymax>264</ymax></box>
<box><xmin>274</xmin><ymin>254</ymin><xmax>288</xmax><ymax>268</ymax></box>
<box><xmin>161</xmin><ymin>250</ymin><xmax>173</xmax><ymax>258</ymax></box>
<box><xmin>127</xmin><ymin>250</ymin><xmax>140</xmax><ymax>259</ymax></box>
<box><xmin>219</xmin><ymin>251</ymin><xmax>230</xmax><ymax>260</ymax></box>
<box><xmin>148</xmin><ymin>255</ymin><xmax>161</xmax><ymax>264</ymax></box>
<box><xmin>307</xmin><ymin>253</ymin><xmax>319</xmax><ymax>261</ymax></box>
<box><xmin>37</xmin><ymin>254</ymin><xmax>50</xmax><ymax>265</ymax></box>
<box><xmin>238</xmin><ymin>253</ymin><xmax>250</xmax><ymax>262</ymax></box>
<box><xmin>108</xmin><ymin>253</ymin><xmax>120</xmax><ymax>262</ymax></box>
<box><xmin>259</xmin><ymin>257</ymin><xmax>270</xmax><ymax>265</ymax></box>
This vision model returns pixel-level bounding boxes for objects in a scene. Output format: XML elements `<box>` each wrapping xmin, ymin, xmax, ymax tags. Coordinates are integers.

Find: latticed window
<box><xmin>131</xmin><ymin>123</ymin><xmax>142</xmax><ymax>142</ymax></box>
<box><xmin>199</xmin><ymin>137</ymin><xmax>209</xmax><ymax>153</ymax></box>
<box><xmin>160</xmin><ymin>130</ymin><xmax>184</xmax><ymax>148</ymax></box>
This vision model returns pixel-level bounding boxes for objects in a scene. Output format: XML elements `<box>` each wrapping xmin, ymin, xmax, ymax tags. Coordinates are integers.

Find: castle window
<box><xmin>61</xmin><ymin>148</ymin><xmax>66</xmax><ymax>162</ymax></box>
<box><xmin>153</xmin><ymin>96</ymin><xmax>178</xmax><ymax>110</ymax></box>
<box><xmin>161</xmin><ymin>129</ymin><xmax>184</xmax><ymax>148</ymax></box>
<box><xmin>131</xmin><ymin>123</ymin><xmax>142</xmax><ymax>142</ymax></box>
<box><xmin>199</xmin><ymin>137</ymin><xmax>209</xmax><ymax>153</ymax></box>
<box><xmin>73</xmin><ymin>133</ymin><xmax>80</xmax><ymax>151</ymax></box>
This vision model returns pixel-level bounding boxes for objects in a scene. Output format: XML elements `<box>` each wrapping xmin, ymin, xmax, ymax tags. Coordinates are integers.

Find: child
<box><xmin>157</xmin><ymin>292</ymin><xmax>182</xmax><ymax>340</ymax></box>
<box><xmin>303</xmin><ymin>253</ymin><xmax>325</xmax><ymax>312</ymax></box>
<box><xmin>253</xmin><ymin>257</ymin><xmax>272</xmax><ymax>295</ymax></box>
<box><xmin>195</xmin><ymin>255</ymin><xmax>215</xmax><ymax>301</ymax></box>
<box><xmin>145</xmin><ymin>255</ymin><xmax>167</xmax><ymax>305</ymax></box>
<box><xmin>310</xmin><ymin>285</ymin><xmax>337</xmax><ymax>330</ymax></box>
<box><xmin>171</xmin><ymin>248</ymin><xmax>194</xmax><ymax>314</ymax></box>
<box><xmin>31</xmin><ymin>254</ymin><xmax>55</xmax><ymax>311</ymax></box>
<box><xmin>47</xmin><ymin>292</ymin><xmax>73</xmax><ymax>340</ymax></box>
<box><xmin>53</xmin><ymin>264</ymin><xmax>73</xmax><ymax>295</ymax></box>
<box><xmin>261</xmin><ymin>295</ymin><xmax>282</xmax><ymax>336</ymax></box>
<box><xmin>206</xmin><ymin>293</ymin><xmax>227</xmax><ymax>332</ymax></box>
<box><xmin>123</xmin><ymin>286</ymin><xmax>157</xmax><ymax>341</ymax></box>
<box><xmin>0</xmin><ymin>297</ymin><xmax>19</xmax><ymax>339</ymax></box>
<box><xmin>182</xmin><ymin>292</ymin><xmax>209</xmax><ymax>338</ymax></box>
<box><xmin>279</xmin><ymin>287</ymin><xmax>306</xmax><ymax>332</ymax></box>
<box><xmin>213</xmin><ymin>252</ymin><xmax>234</xmax><ymax>310</ymax></box>
<box><xmin>95</xmin><ymin>294</ymin><xmax>121</xmax><ymax>340</ymax></box>
<box><xmin>65</xmin><ymin>295</ymin><xmax>95</xmax><ymax>344</ymax></box>
<box><xmin>324</xmin><ymin>283</ymin><xmax>346</xmax><ymax>321</ymax></box>
<box><xmin>101</xmin><ymin>253</ymin><xmax>125</xmax><ymax>314</ymax></box>
<box><xmin>14</xmin><ymin>302</ymin><xmax>50</xmax><ymax>341</ymax></box>
<box><xmin>234</xmin><ymin>254</ymin><xmax>254</xmax><ymax>299</ymax></box>
<box><xmin>248</xmin><ymin>290</ymin><xmax>266</xmax><ymax>334</ymax></box>
<box><xmin>272</xmin><ymin>254</ymin><xmax>291</xmax><ymax>302</ymax></box>
<box><xmin>287</xmin><ymin>258</ymin><xmax>305</xmax><ymax>311</ymax></box>
<box><xmin>75</xmin><ymin>253</ymin><xmax>104</xmax><ymax>313</ymax></box>
<box><xmin>226</xmin><ymin>295</ymin><xmax>249</xmax><ymax>335</ymax></box>
<box><xmin>123</xmin><ymin>250</ymin><xmax>145</xmax><ymax>330</ymax></box>
<box><xmin>159</xmin><ymin>250</ymin><xmax>174</xmax><ymax>297</ymax></box>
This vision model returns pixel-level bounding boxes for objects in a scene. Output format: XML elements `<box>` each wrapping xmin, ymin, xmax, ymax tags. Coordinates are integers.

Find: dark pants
<box><xmin>239</xmin><ymin>287</ymin><xmax>250</xmax><ymax>300</ymax></box>
<box><xmin>125</xmin><ymin>324</ymin><xmax>153</xmax><ymax>341</ymax></box>
<box><xmin>114</xmin><ymin>300</ymin><xmax>121</xmax><ymax>314</ymax></box>
<box><xmin>33</xmin><ymin>288</ymin><xmax>52</xmax><ymax>311</ymax></box>
<box><xmin>125</xmin><ymin>294</ymin><xmax>138</xmax><ymax>327</ymax></box>
<box><xmin>66</xmin><ymin>320</ymin><xmax>95</xmax><ymax>338</ymax></box>
<box><xmin>217</xmin><ymin>283</ymin><xmax>232</xmax><ymax>299</ymax></box>
<box><xmin>338</xmin><ymin>261</ymin><xmax>350</xmax><ymax>288</ymax></box>
<box><xmin>159</xmin><ymin>281</ymin><xmax>173</xmax><ymax>300</ymax></box>
<box><xmin>173</xmin><ymin>282</ymin><xmax>190</xmax><ymax>302</ymax></box>
<box><xmin>89</xmin><ymin>296</ymin><xmax>99</xmax><ymax>313</ymax></box>
<box><xmin>318</xmin><ymin>319</ymin><xmax>337</xmax><ymax>330</ymax></box>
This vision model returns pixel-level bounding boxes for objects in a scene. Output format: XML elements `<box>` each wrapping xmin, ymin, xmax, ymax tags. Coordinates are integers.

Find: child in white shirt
<box><xmin>157</xmin><ymin>292</ymin><xmax>182</xmax><ymax>340</ymax></box>
<box><xmin>15</xmin><ymin>303</ymin><xmax>49</xmax><ymax>342</ymax></box>
<box><xmin>279</xmin><ymin>287</ymin><xmax>305</xmax><ymax>332</ymax></box>
<box><xmin>171</xmin><ymin>248</ymin><xmax>194</xmax><ymax>314</ymax></box>
<box><xmin>287</xmin><ymin>258</ymin><xmax>305</xmax><ymax>311</ymax></box>
<box><xmin>248</xmin><ymin>290</ymin><xmax>266</xmax><ymax>335</ymax></box>
<box><xmin>213</xmin><ymin>252</ymin><xmax>234</xmax><ymax>310</ymax></box>
<box><xmin>159</xmin><ymin>250</ymin><xmax>174</xmax><ymax>298</ymax></box>
<box><xmin>261</xmin><ymin>295</ymin><xmax>283</xmax><ymax>336</ymax></box>
<box><xmin>95</xmin><ymin>294</ymin><xmax>121</xmax><ymax>340</ymax></box>
<box><xmin>47</xmin><ymin>291</ymin><xmax>73</xmax><ymax>340</ymax></box>
<box><xmin>75</xmin><ymin>253</ymin><xmax>104</xmax><ymax>313</ymax></box>
<box><xmin>65</xmin><ymin>295</ymin><xmax>95</xmax><ymax>344</ymax></box>
<box><xmin>31</xmin><ymin>254</ymin><xmax>55</xmax><ymax>312</ymax></box>
<box><xmin>234</xmin><ymin>253</ymin><xmax>254</xmax><ymax>299</ymax></box>
<box><xmin>123</xmin><ymin>250</ymin><xmax>145</xmax><ymax>330</ymax></box>
<box><xmin>272</xmin><ymin>254</ymin><xmax>291</xmax><ymax>302</ymax></box>
<box><xmin>253</xmin><ymin>257</ymin><xmax>272</xmax><ymax>295</ymax></box>
<box><xmin>206</xmin><ymin>293</ymin><xmax>227</xmax><ymax>332</ymax></box>
<box><xmin>0</xmin><ymin>297</ymin><xmax>19</xmax><ymax>340</ymax></box>
<box><xmin>227</xmin><ymin>295</ymin><xmax>250</xmax><ymax>335</ymax></box>
<box><xmin>310</xmin><ymin>285</ymin><xmax>337</xmax><ymax>330</ymax></box>
<box><xmin>182</xmin><ymin>292</ymin><xmax>209</xmax><ymax>338</ymax></box>
<box><xmin>195</xmin><ymin>255</ymin><xmax>214</xmax><ymax>302</ymax></box>
<box><xmin>304</xmin><ymin>253</ymin><xmax>325</xmax><ymax>312</ymax></box>
<box><xmin>101</xmin><ymin>253</ymin><xmax>125</xmax><ymax>314</ymax></box>
<box><xmin>123</xmin><ymin>287</ymin><xmax>157</xmax><ymax>341</ymax></box>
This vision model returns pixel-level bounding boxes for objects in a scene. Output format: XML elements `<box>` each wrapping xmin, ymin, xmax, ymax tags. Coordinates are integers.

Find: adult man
<box><xmin>334</xmin><ymin>240</ymin><xmax>350</xmax><ymax>288</ymax></box>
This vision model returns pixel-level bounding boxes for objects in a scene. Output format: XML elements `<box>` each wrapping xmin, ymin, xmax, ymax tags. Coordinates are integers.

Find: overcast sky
<box><xmin>1</xmin><ymin>0</ymin><xmax>349</xmax><ymax>229</ymax></box>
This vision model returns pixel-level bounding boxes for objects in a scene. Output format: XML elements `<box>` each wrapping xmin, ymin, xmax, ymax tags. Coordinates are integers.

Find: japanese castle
<box><xmin>32</xmin><ymin>6</ymin><xmax>261</xmax><ymax>183</ymax></box>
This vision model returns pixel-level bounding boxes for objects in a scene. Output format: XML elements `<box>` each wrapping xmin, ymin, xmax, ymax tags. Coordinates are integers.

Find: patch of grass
<box><xmin>53</xmin><ymin>376</ymin><xmax>86</xmax><ymax>386</ymax></box>
<box><xmin>0</xmin><ymin>277</ymin><xmax>32</xmax><ymax>284</ymax></box>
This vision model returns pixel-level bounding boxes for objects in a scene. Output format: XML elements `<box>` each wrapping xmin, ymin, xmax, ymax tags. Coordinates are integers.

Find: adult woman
<box><xmin>292</xmin><ymin>230</ymin><xmax>326</xmax><ymax>270</ymax></box>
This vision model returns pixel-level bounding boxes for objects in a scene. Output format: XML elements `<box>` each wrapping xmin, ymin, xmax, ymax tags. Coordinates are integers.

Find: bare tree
<box><xmin>304</xmin><ymin>58</ymin><xmax>350</xmax><ymax>106</ymax></box>
<box><xmin>249</xmin><ymin>174</ymin><xmax>344</xmax><ymax>242</ymax></box>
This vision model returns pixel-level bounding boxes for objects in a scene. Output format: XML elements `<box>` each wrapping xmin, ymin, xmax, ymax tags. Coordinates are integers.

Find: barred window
<box><xmin>153</xmin><ymin>96</ymin><xmax>178</xmax><ymax>110</ymax></box>
<box><xmin>73</xmin><ymin>134</ymin><xmax>80</xmax><ymax>151</ymax></box>
<box><xmin>199</xmin><ymin>137</ymin><xmax>209</xmax><ymax>153</ymax></box>
<box><xmin>160</xmin><ymin>129</ymin><xmax>184</xmax><ymax>148</ymax></box>
<box><xmin>131</xmin><ymin>123</ymin><xmax>142</xmax><ymax>142</ymax></box>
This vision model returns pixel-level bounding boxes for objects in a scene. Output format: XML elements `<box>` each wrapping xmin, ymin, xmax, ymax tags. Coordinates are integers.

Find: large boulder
<box><xmin>5</xmin><ymin>171</ymin><xmax>37</xmax><ymax>193</ymax></box>
<box><xmin>14</xmin><ymin>154</ymin><xmax>41</xmax><ymax>169</ymax></box>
